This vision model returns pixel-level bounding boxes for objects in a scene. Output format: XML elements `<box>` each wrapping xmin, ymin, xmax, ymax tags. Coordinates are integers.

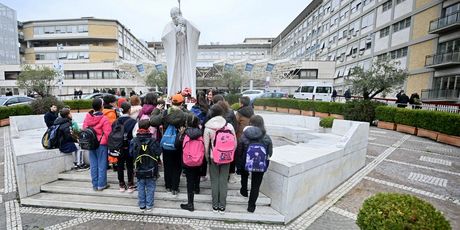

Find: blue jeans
<box><xmin>138</xmin><ymin>178</ymin><xmax>156</xmax><ymax>208</ymax></box>
<box><xmin>89</xmin><ymin>145</ymin><xmax>108</xmax><ymax>190</ymax></box>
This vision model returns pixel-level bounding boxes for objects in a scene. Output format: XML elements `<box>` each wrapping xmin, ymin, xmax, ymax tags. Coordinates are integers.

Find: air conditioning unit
<box><xmin>359</xmin><ymin>50</ymin><xmax>365</xmax><ymax>55</ymax></box>
<box><xmin>352</xmin><ymin>54</ymin><xmax>357</xmax><ymax>58</ymax></box>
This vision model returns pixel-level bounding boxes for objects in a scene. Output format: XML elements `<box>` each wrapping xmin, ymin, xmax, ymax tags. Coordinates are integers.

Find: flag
<box><xmin>136</xmin><ymin>64</ymin><xmax>145</xmax><ymax>73</ymax></box>
<box><xmin>266</xmin><ymin>63</ymin><xmax>275</xmax><ymax>72</ymax></box>
<box><xmin>155</xmin><ymin>64</ymin><xmax>164</xmax><ymax>72</ymax></box>
<box><xmin>245</xmin><ymin>63</ymin><xmax>254</xmax><ymax>72</ymax></box>
<box><xmin>224</xmin><ymin>63</ymin><xmax>234</xmax><ymax>71</ymax></box>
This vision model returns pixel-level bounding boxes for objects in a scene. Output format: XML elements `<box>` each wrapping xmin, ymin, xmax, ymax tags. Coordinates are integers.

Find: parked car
<box><xmin>82</xmin><ymin>93</ymin><xmax>119</xmax><ymax>100</ymax></box>
<box><xmin>0</xmin><ymin>96</ymin><xmax>35</xmax><ymax>106</ymax></box>
<box><xmin>293</xmin><ymin>82</ymin><xmax>334</xmax><ymax>101</ymax></box>
<box><xmin>241</xmin><ymin>90</ymin><xmax>264</xmax><ymax>101</ymax></box>
<box><xmin>260</xmin><ymin>92</ymin><xmax>288</xmax><ymax>99</ymax></box>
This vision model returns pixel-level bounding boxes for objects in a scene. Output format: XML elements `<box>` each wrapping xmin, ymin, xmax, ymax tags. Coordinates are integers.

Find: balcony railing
<box><xmin>425</xmin><ymin>51</ymin><xmax>460</xmax><ymax>68</ymax></box>
<box><xmin>429</xmin><ymin>11</ymin><xmax>460</xmax><ymax>33</ymax></box>
<box><xmin>421</xmin><ymin>89</ymin><xmax>460</xmax><ymax>102</ymax></box>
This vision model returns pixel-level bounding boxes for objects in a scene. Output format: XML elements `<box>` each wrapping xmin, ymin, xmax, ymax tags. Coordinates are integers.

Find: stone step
<box><xmin>41</xmin><ymin>180</ymin><xmax>271</xmax><ymax>206</ymax></box>
<box><xmin>58</xmin><ymin>170</ymin><xmax>248</xmax><ymax>190</ymax></box>
<box><xmin>22</xmin><ymin>193</ymin><xmax>285</xmax><ymax>224</ymax></box>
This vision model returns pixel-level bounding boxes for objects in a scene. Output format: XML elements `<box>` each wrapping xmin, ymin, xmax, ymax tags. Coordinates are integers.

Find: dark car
<box><xmin>0</xmin><ymin>96</ymin><xmax>35</xmax><ymax>106</ymax></box>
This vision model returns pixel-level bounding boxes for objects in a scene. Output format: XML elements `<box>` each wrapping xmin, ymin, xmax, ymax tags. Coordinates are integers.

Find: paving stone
<box><xmin>387</xmin><ymin>149</ymin><xmax>460</xmax><ymax>173</ymax></box>
<box><xmin>307</xmin><ymin>210</ymin><xmax>359</xmax><ymax>230</ymax></box>
<box><xmin>67</xmin><ymin>219</ymin><xmax>192</xmax><ymax>230</ymax></box>
<box><xmin>21</xmin><ymin>213</ymin><xmax>75</xmax><ymax>230</ymax></box>
<box><xmin>367</xmin><ymin>145</ymin><xmax>387</xmax><ymax>157</ymax></box>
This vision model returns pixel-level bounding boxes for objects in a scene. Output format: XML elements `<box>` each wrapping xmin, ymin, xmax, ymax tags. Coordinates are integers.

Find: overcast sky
<box><xmin>4</xmin><ymin>0</ymin><xmax>311</xmax><ymax>44</ymax></box>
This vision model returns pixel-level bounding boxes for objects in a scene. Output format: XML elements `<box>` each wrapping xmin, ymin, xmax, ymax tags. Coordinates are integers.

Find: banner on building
<box><xmin>266</xmin><ymin>63</ymin><xmax>275</xmax><ymax>72</ymax></box>
<box><xmin>245</xmin><ymin>63</ymin><xmax>254</xmax><ymax>72</ymax></box>
<box><xmin>224</xmin><ymin>63</ymin><xmax>234</xmax><ymax>71</ymax></box>
<box><xmin>136</xmin><ymin>64</ymin><xmax>145</xmax><ymax>73</ymax></box>
<box><xmin>155</xmin><ymin>64</ymin><xmax>164</xmax><ymax>72</ymax></box>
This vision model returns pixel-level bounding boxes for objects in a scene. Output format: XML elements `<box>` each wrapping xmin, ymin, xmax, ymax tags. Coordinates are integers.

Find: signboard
<box><xmin>245</xmin><ymin>63</ymin><xmax>254</xmax><ymax>72</ymax></box>
<box><xmin>136</xmin><ymin>64</ymin><xmax>145</xmax><ymax>73</ymax></box>
<box><xmin>224</xmin><ymin>63</ymin><xmax>234</xmax><ymax>71</ymax></box>
<box><xmin>155</xmin><ymin>64</ymin><xmax>164</xmax><ymax>72</ymax></box>
<box><xmin>266</xmin><ymin>63</ymin><xmax>275</xmax><ymax>72</ymax></box>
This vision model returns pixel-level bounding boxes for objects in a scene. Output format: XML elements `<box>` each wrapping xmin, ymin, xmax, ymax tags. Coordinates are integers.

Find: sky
<box><xmin>4</xmin><ymin>0</ymin><xmax>311</xmax><ymax>44</ymax></box>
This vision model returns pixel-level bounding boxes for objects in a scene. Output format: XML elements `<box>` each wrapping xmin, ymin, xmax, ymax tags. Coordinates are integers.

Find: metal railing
<box><xmin>425</xmin><ymin>51</ymin><xmax>460</xmax><ymax>67</ymax></box>
<box><xmin>421</xmin><ymin>89</ymin><xmax>460</xmax><ymax>101</ymax></box>
<box><xmin>429</xmin><ymin>11</ymin><xmax>460</xmax><ymax>32</ymax></box>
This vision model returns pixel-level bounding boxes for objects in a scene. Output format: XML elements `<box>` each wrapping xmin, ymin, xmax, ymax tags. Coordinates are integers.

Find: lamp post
<box><xmin>56</xmin><ymin>43</ymin><xmax>64</xmax><ymax>97</ymax></box>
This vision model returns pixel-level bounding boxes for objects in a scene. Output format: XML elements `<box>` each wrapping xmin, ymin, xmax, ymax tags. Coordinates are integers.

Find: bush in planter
<box><xmin>357</xmin><ymin>193</ymin><xmax>451</xmax><ymax>230</ymax></box>
<box><xmin>0</xmin><ymin>105</ymin><xmax>33</xmax><ymax>120</ymax></box>
<box><xmin>63</xmin><ymin>99</ymin><xmax>93</xmax><ymax>110</ymax></box>
<box><xmin>343</xmin><ymin>100</ymin><xmax>384</xmax><ymax>123</ymax></box>
<box><xmin>394</xmin><ymin>108</ymin><xmax>419</xmax><ymax>127</ymax></box>
<box><xmin>278</xmin><ymin>99</ymin><xmax>299</xmax><ymax>109</ymax></box>
<box><xmin>254</xmin><ymin>98</ymin><xmax>278</xmax><ymax>107</ymax></box>
<box><xmin>315</xmin><ymin>101</ymin><xmax>331</xmax><ymax>113</ymax></box>
<box><xmin>320</xmin><ymin>117</ymin><xmax>335</xmax><ymax>128</ymax></box>
<box><xmin>432</xmin><ymin>112</ymin><xmax>460</xmax><ymax>136</ymax></box>
<box><xmin>30</xmin><ymin>96</ymin><xmax>65</xmax><ymax>114</ymax></box>
<box><xmin>231</xmin><ymin>102</ymin><xmax>240</xmax><ymax>111</ymax></box>
<box><xmin>375</xmin><ymin>106</ymin><xmax>398</xmax><ymax>123</ymax></box>
<box><xmin>224</xmin><ymin>93</ymin><xmax>240</xmax><ymax>105</ymax></box>
<box><xmin>329</xmin><ymin>102</ymin><xmax>346</xmax><ymax>115</ymax></box>
<box><xmin>298</xmin><ymin>100</ymin><xmax>315</xmax><ymax>111</ymax></box>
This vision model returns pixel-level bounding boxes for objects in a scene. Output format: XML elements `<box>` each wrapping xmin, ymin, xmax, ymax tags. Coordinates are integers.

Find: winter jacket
<box><xmin>235</xmin><ymin>126</ymin><xmax>273</xmax><ymax>171</ymax></box>
<box><xmin>138</xmin><ymin>104</ymin><xmax>156</xmax><ymax>119</ymax></box>
<box><xmin>203</xmin><ymin>116</ymin><xmax>236</xmax><ymax>161</ymax></box>
<box><xmin>175</xmin><ymin>127</ymin><xmax>202</xmax><ymax>152</ymax></box>
<box><xmin>149</xmin><ymin>106</ymin><xmax>187</xmax><ymax>129</ymax></box>
<box><xmin>129</xmin><ymin>105</ymin><xmax>142</xmax><ymax>119</ymax></box>
<box><xmin>113</xmin><ymin>115</ymin><xmax>137</xmax><ymax>148</ymax></box>
<box><xmin>190</xmin><ymin>104</ymin><xmax>207</xmax><ymax>125</ymax></box>
<box><xmin>44</xmin><ymin>112</ymin><xmax>58</xmax><ymax>128</ymax></box>
<box><xmin>53</xmin><ymin>117</ymin><xmax>77</xmax><ymax>153</ymax></box>
<box><xmin>83</xmin><ymin>111</ymin><xmax>112</xmax><ymax>145</ymax></box>
<box><xmin>131</xmin><ymin>130</ymin><xmax>161</xmax><ymax>179</ymax></box>
<box><xmin>235</xmin><ymin>105</ymin><xmax>254</xmax><ymax>139</ymax></box>
<box><xmin>102</xmin><ymin>108</ymin><xmax>118</xmax><ymax>124</ymax></box>
<box><xmin>117</xmin><ymin>97</ymin><xmax>127</xmax><ymax>108</ymax></box>
<box><xmin>203</xmin><ymin>109</ymin><xmax>238</xmax><ymax>132</ymax></box>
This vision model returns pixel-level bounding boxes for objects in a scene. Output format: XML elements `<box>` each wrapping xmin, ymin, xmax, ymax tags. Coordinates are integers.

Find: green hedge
<box><xmin>255</xmin><ymin>99</ymin><xmax>346</xmax><ymax>115</ymax></box>
<box><xmin>375</xmin><ymin>106</ymin><xmax>460</xmax><ymax>136</ymax></box>
<box><xmin>357</xmin><ymin>193</ymin><xmax>451</xmax><ymax>230</ymax></box>
<box><xmin>298</xmin><ymin>100</ymin><xmax>315</xmax><ymax>112</ymax></box>
<box><xmin>0</xmin><ymin>105</ymin><xmax>33</xmax><ymax>120</ymax></box>
<box><xmin>63</xmin><ymin>99</ymin><xmax>93</xmax><ymax>110</ymax></box>
<box><xmin>277</xmin><ymin>99</ymin><xmax>299</xmax><ymax>109</ymax></box>
<box><xmin>344</xmin><ymin>100</ymin><xmax>384</xmax><ymax>123</ymax></box>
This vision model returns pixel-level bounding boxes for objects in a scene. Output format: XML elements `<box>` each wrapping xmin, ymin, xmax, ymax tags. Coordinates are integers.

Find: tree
<box><xmin>347</xmin><ymin>59</ymin><xmax>407</xmax><ymax>100</ymax></box>
<box><xmin>145</xmin><ymin>70</ymin><xmax>167</xmax><ymax>91</ymax></box>
<box><xmin>16</xmin><ymin>65</ymin><xmax>57</xmax><ymax>97</ymax></box>
<box><xmin>220</xmin><ymin>70</ymin><xmax>246</xmax><ymax>93</ymax></box>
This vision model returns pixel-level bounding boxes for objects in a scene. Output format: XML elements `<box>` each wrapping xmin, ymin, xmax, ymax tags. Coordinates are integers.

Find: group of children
<box><xmin>50</xmin><ymin>91</ymin><xmax>272</xmax><ymax>214</ymax></box>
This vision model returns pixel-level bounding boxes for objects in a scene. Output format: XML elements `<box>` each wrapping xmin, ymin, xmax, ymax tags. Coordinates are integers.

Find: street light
<box><xmin>56</xmin><ymin>43</ymin><xmax>64</xmax><ymax>96</ymax></box>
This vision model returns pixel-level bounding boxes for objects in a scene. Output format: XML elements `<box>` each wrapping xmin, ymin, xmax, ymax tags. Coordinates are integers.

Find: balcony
<box><xmin>429</xmin><ymin>12</ymin><xmax>460</xmax><ymax>34</ymax></box>
<box><xmin>425</xmin><ymin>51</ymin><xmax>460</xmax><ymax>68</ymax></box>
<box><xmin>421</xmin><ymin>89</ymin><xmax>460</xmax><ymax>102</ymax></box>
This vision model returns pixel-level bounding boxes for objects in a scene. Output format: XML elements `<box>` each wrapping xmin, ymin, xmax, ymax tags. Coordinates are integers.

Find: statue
<box><xmin>161</xmin><ymin>7</ymin><xmax>200</xmax><ymax>98</ymax></box>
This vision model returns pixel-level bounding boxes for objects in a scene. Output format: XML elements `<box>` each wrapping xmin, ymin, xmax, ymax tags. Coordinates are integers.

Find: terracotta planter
<box><xmin>266</xmin><ymin>106</ymin><xmax>277</xmax><ymax>112</ymax></box>
<box><xmin>315</xmin><ymin>112</ymin><xmax>330</xmax><ymax>118</ymax></box>
<box><xmin>254</xmin><ymin>105</ymin><xmax>265</xmax><ymax>111</ymax></box>
<box><xmin>396</xmin><ymin>124</ymin><xmax>417</xmax><ymax>135</ymax></box>
<box><xmin>277</xmin><ymin>107</ymin><xmax>289</xmax><ymax>113</ymax></box>
<box><xmin>301</xmin><ymin>110</ymin><xmax>314</xmax><ymax>116</ymax></box>
<box><xmin>0</xmin><ymin>118</ymin><xmax>10</xmax><ymax>127</ymax></box>
<box><xmin>417</xmin><ymin>128</ymin><xmax>439</xmax><ymax>141</ymax></box>
<box><xmin>330</xmin><ymin>114</ymin><xmax>344</xmax><ymax>120</ymax></box>
<box><xmin>377</xmin><ymin>121</ymin><xmax>396</xmax><ymax>131</ymax></box>
<box><xmin>289</xmin><ymin>108</ymin><xmax>301</xmax><ymax>115</ymax></box>
<box><xmin>437</xmin><ymin>133</ymin><xmax>460</xmax><ymax>147</ymax></box>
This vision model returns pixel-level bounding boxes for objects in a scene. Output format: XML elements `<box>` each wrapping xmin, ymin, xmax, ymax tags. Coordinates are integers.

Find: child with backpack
<box><xmin>82</xmin><ymin>98</ymin><xmax>112</xmax><ymax>191</ymax></box>
<box><xmin>175</xmin><ymin>113</ymin><xmax>204</xmax><ymax>212</ymax></box>
<box><xmin>236</xmin><ymin>115</ymin><xmax>273</xmax><ymax>213</ymax></box>
<box><xmin>108</xmin><ymin>102</ymin><xmax>137</xmax><ymax>193</ymax></box>
<box><xmin>204</xmin><ymin>104</ymin><xmax>236</xmax><ymax>214</ymax></box>
<box><xmin>131</xmin><ymin>119</ymin><xmax>161</xmax><ymax>211</ymax></box>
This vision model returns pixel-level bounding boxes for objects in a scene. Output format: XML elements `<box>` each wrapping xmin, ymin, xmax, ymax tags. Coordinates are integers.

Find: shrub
<box><xmin>63</xmin><ymin>99</ymin><xmax>93</xmax><ymax>110</ymax></box>
<box><xmin>30</xmin><ymin>96</ymin><xmax>65</xmax><ymax>115</ymax></box>
<box><xmin>357</xmin><ymin>193</ymin><xmax>451</xmax><ymax>230</ymax></box>
<box><xmin>343</xmin><ymin>100</ymin><xmax>384</xmax><ymax>123</ymax></box>
<box><xmin>320</xmin><ymin>117</ymin><xmax>335</xmax><ymax>128</ymax></box>
<box><xmin>329</xmin><ymin>102</ymin><xmax>346</xmax><ymax>115</ymax></box>
<box><xmin>430</xmin><ymin>111</ymin><xmax>460</xmax><ymax>136</ymax></box>
<box><xmin>375</xmin><ymin>106</ymin><xmax>398</xmax><ymax>123</ymax></box>
<box><xmin>224</xmin><ymin>93</ymin><xmax>240</xmax><ymax>105</ymax></box>
<box><xmin>298</xmin><ymin>100</ymin><xmax>315</xmax><ymax>111</ymax></box>
<box><xmin>315</xmin><ymin>101</ymin><xmax>331</xmax><ymax>113</ymax></box>
<box><xmin>0</xmin><ymin>105</ymin><xmax>33</xmax><ymax>120</ymax></box>
<box><xmin>254</xmin><ymin>98</ymin><xmax>278</xmax><ymax>107</ymax></box>
<box><xmin>394</xmin><ymin>108</ymin><xmax>419</xmax><ymax>127</ymax></box>
<box><xmin>231</xmin><ymin>102</ymin><xmax>240</xmax><ymax>111</ymax></box>
<box><xmin>278</xmin><ymin>99</ymin><xmax>299</xmax><ymax>109</ymax></box>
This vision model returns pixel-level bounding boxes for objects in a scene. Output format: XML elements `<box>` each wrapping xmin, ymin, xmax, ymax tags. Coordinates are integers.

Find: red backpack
<box><xmin>182</xmin><ymin>134</ymin><xmax>205</xmax><ymax>167</ymax></box>
<box><xmin>211</xmin><ymin>123</ymin><xmax>236</xmax><ymax>164</ymax></box>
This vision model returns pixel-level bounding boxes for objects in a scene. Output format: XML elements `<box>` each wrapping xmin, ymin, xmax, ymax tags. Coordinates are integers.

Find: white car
<box><xmin>293</xmin><ymin>83</ymin><xmax>334</xmax><ymax>101</ymax></box>
<box><xmin>241</xmin><ymin>90</ymin><xmax>264</xmax><ymax>101</ymax></box>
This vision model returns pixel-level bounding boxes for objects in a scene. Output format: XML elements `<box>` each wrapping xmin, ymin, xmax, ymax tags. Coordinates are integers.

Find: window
<box><xmin>299</xmin><ymin>69</ymin><xmax>318</xmax><ymax>79</ymax></box>
<box><xmin>74</xmin><ymin>71</ymin><xmax>88</xmax><ymax>79</ymax></box>
<box><xmin>379</xmin><ymin>27</ymin><xmax>390</xmax><ymax>37</ymax></box>
<box><xmin>44</xmin><ymin>26</ymin><xmax>54</xmax><ymax>34</ymax></box>
<box><xmin>390</xmin><ymin>47</ymin><xmax>408</xmax><ymax>59</ymax></box>
<box><xmin>34</xmin><ymin>27</ymin><xmax>44</xmax><ymax>35</ymax></box>
<box><xmin>377</xmin><ymin>53</ymin><xmax>388</xmax><ymax>61</ymax></box>
<box><xmin>361</xmin><ymin>12</ymin><xmax>374</xmax><ymax>28</ymax></box>
<box><xmin>35</xmin><ymin>54</ymin><xmax>45</xmax><ymax>60</ymax></box>
<box><xmin>316</xmin><ymin>87</ymin><xmax>332</xmax><ymax>94</ymax></box>
<box><xmin>363</xmin><ymin>0</ymin><xmax>374</xmax><ymax>6</ymax></box>
<box><xmin>444</xmin><ymin>2</ymin><xmax>460</xmax><ymax>16</ymax></box>
<box><xmin>395</xmin><ymin>0</ymin><xmax>405</xmax><ymax>5</ymax></box>
<box><xmin>393</xmin><ymin>17</ymin><xmax>411</xmax><ymax>32</ymax></box>
<box><xmin>300</xmin><ymin>86</ymin><xmax>315</xmax><ymax>93</ymax></box>
<box><xmin>382</xmin><ymin>0</ymin><xmax>392</xmax><ymax>12</ymax></box>
<box><xmin>77</xmin><ymin>25</ymin><xmax>88</xmax><ymax>33</ymax></box>
<box><xmin>437</xmin><ymin>38</ymin><xmax>460</xmax><ymax>54</ymax></box>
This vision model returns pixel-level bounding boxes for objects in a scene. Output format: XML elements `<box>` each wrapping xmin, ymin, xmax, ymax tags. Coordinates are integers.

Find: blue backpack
<box><xmin>190</xmin><ymin>107</ymin><xmax>206</xmax><ymax>125</ymax></box>
<box><xmin>160</xmin><ymin>125</ymin><xmax>177</xmax><ymax>150</ymax></box>
<box><xmin>42</xmin><ymin>124</ymin><xmax>61</xmax><ymax>149</ymax></box>
<box><xmin>245</xmin><ymin>143</ymin><xmax>268</xmax><ymax>172</ymax></box>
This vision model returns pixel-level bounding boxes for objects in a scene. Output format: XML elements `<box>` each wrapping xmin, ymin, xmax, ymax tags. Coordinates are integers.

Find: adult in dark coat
<box><xmin>44</xmin><ymin>105</ymin><xmax>58</xmax><ymax>128</ymax></box>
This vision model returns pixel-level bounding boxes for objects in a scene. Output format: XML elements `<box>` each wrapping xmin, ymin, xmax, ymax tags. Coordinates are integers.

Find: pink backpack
<box><xmin>211</xmin><ymin>123</ymin><xmax>236</xmax><ymax>164</ymax></box>
<box><xmin>140</xmin><ymin>114</ymin><xmax>157</xmax><ymax>139</ymax></box>
<box><xmin>182</xmin><ymin>135</ymin><xmax>205</xmax><ymax>167</ymax></box>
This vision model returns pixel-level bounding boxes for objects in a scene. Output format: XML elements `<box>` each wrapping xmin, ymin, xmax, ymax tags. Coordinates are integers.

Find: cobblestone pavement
<box><xmin>1</xmin><ymin>124</ymin><xmax>459</xmax><ymax>229</ymax></box>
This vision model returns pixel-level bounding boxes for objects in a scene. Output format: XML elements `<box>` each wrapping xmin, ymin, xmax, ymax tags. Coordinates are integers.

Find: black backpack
<box><xmin>133</xmin><ymin>138</ymin><xmax>160</xmax><ymax>179</ymax></box>
<box><xmin>79</xmin><ymin>127</ymin><xmax>102</xmax><ymax>150</ymax></box>
<box><xmin>108</xmin><ymin>119</ymin><xmax>131</xmax><ymax>154</ymax></box>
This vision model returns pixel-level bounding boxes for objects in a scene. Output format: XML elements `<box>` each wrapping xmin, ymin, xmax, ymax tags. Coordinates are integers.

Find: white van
<box><xmin>293</xmin><ymin>83</ymin><xmax>334</xmax><ymax>101</ymax></box>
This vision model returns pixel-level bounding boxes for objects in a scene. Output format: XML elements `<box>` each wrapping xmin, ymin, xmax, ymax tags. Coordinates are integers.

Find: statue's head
<box><xmin>170</xmin><ymin>7</ymin><xmax>181</xmax><ymax>26</ymax></box>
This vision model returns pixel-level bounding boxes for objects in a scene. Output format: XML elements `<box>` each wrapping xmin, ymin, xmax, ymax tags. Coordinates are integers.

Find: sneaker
<box><xmin>200</xmin><ymin>176</ymin><xmax>208</xmax><ymax>182</ymax></box>
<box><xmin>146</xmin><ymin>207</ymin><xmax>153</xmax><ymax>212</ymax></box>
<box><xmin>240</xmin><ymin>188</ymin><xmax>248</xmax><ymax>197</ymax></box>
<box><xmin>127</xmin><ymin>186</ymin><xmax>135</xmax><ymax>193</ymax></box>
<box><xmin>71</xmin><ymin>164</ymin><xmax>79</xmax><ymax>170</ymax></box>
<box><xmin>218</xmin><ymin>206</ymin><xmax>225</xmax><ymax>214</ymax></box>
<box><xmin>139</xmin><ymin>206</ymin><xmax>146</xmax><ymax>212</ymax></box>
<box><xmin>247</xmin><ymin>206</ymin><xmax>256</xmax><ymax>213</ymax></box>
<box><xmin>119</xmin><ymin>186</ymin><xmax>126</xmax><ymax>192</ymax></box>
<box><xmin>212</xmin><ymin>206</ymin><xmax>219</xmax><ymax>213</ymax></box>
<box><xmin>228</xmin><ymin>174</ymin><xmax>239</xmax><ymax>184</ymax></box>
<box><xmin>78</xmin><ymin>164</ymin><xmax>90</xmax><ymax>169</ymax></box>
<box><xmin>97</xmin><ymin>184</ymin><xmax>110</xmax><ymax>191</ymax></box>
<box><xmin>172</xmin><ymin>190</ymin><xmax>179</xmax><ymax>196</ymax></box>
